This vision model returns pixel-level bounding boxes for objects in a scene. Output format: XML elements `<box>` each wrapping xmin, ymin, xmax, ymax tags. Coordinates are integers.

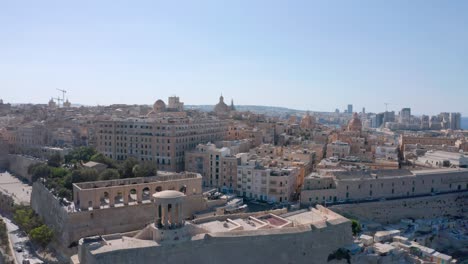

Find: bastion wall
<box><xmin>330</xmin><ymin>191</ymin><xmax>468</xmax><ymax>224</ymax></box>
<box><xmin>6</xmin><ymin>154</ymin><xmax>43</xmax><ymax>182</ymax></box>
<box><xmin>80</xmin><ymin>220</ymin><xmax>352</xmax><ymax>264</ymax></box>
<box><xmin>31</xmin><ymin>181</ymin><xmax>207</xmax><ymax>247</ymax></box>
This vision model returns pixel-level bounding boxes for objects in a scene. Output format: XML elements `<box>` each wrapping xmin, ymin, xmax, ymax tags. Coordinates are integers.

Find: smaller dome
<box><xmin>153</xmin><ymin>190</ymin><xmax>185</xmax><ymax>199</ymax></box>
<box><xmin>153</xmin><ymin>99</ymin><xmax>166</xmax><ymax>112</ymax></box>
<box><xmin>347</xmin><ymin>112</ymin><xmax>362</xmax><ymax>132</ymax></box>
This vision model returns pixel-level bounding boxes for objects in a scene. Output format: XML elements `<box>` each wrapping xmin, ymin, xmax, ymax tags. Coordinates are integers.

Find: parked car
<box><xmin>14</xmin><ymin>245</ymin><xmax>23</xmax><ymax>252</ymax></box>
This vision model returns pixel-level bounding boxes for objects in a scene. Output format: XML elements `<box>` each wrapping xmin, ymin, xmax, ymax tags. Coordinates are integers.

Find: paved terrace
<box><xmin>0</xmin><ymin>171</ymin><xmax>31</xmax><ymax>205</ymax></box>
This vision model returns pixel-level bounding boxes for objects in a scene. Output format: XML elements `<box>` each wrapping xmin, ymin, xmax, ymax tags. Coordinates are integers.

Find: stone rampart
<box><xmin>79</xmin><ymin>217</ymin><xmax>352</xmax><ymax>264</ymax></box>
<box><xmin>330</xmin><ymin>191</ymin><xmax>468</xmax><ymax>224</ymax></box>
<box><xmin>0</xmin><ymin>192</ymin><xmax>15</xmax><ymax>214</ymax></box>
<box><xmin>7</xmin><ymin>155</ymin><xmax>43</xmax><ymax>182</ymax></box>
<box><xmin>31</xmin><ymin>181</ymin><xmax>208</xmax><ymax>247</ymax></box>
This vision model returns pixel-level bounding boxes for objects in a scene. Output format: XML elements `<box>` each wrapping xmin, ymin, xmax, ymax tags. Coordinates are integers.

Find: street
<box><xmin>1</xmin><ymin>214</ymin><xmax>43</xmax><ymax>264</ymax></box>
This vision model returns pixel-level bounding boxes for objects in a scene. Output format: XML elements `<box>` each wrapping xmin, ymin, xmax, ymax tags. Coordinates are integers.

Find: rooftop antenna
<box><xmin>57</xmin><ymin>89</ymin><xmax>67</xmax><ymax>105</ymax></box>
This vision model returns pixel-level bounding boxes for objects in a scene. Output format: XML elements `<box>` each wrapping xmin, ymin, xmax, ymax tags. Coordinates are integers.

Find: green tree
<box><xmin>50</xmin><ymin>167</ymin><xmax>69</xmax><ymax>178</ymax></box>
<box><xmin>119</xmin><ymin>157</ymin><xmax>139</xmax><ymax>178</ymax></box>
<box><xmin>30</xmin><ymin>225</ymin><xmax>54</xmax><ymax>247</ymax></box>
<box><xmin>99</xmin><ymin>169</ymin><xmax>120</xmax><ymax>181</ymax></box>
<box><xmin>13</xmin><ymin>206</ymin><xmax>41</xmax><ymax>233</ymax></box>
<box><xmin>351</xmin><ymin>219</ymin><xmax>361</xmax><ymax>236</ymax></box>
<box><xmin>47</xmin><ymin>153</ymin><xmax>63</xmax><ymax>167</ymax></box>
<box><xmin>132</xmin><ymin>161</ymin><xmax>157</xmax><ymax>178</ymax></box>
<box><xmin>56</xmin><ymin>188</ymin><xmax>72</xmax><ymax>200</ymax></box>
<box><xmin>28</xmin><ymin>164</ymin><xmax>51</xmax><ymax>182</ymax></box>
<box><xmin>64</xmin><ymin>146</ymin><xmax>97</xmax><ymax>163</ymax></box>
<box><xmin>71</xmin><ymin>168</ymin><xmax>98</xmax><ymax>183</ymax></box>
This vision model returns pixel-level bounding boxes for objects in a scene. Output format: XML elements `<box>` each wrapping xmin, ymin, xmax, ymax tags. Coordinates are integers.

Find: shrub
<box><xmin>30</xmin><ymin>225</ymin><xmax>54</xmax><ymax>247</ymax></box>
<box><xmin>351</xmin><ymin>219</ymin><xmax>361</xmax><ymax>236</ymax></box>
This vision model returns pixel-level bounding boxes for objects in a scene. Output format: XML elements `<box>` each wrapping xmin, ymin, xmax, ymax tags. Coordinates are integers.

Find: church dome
<box><xmin>300</xmin><ymin>112</ymin><xmax>316</xmax><ymax>129</ymax></box>
<box><xmin>347</xmin><ymin>112</ymin><xmax>362</xmax><ymax>132</ymax></box>
<box><xmin>153</xmin><ymin>99</ymin><xmax>166</xmax><ymax>112</ymax></box>
<box><xmin>214</xmin><ymin>95</ymin><xmax>230</xmax><ymax>113</ymax></box>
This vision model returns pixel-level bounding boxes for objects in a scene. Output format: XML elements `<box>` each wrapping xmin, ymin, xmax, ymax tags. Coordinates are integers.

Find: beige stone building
<box><xmin>5</xmin><ymin>122</ymin><xmax>48</xmax><ymax>153</ymax></box>
<box><xmin>301</xmin><ymin>168</ymin><xmax>468</xmax><ymax>205</ymax></box>
<box><xmin>399</xmin><ymin>135</ymin><xmax>457</xmax><ymax>152</ymax></box>
<box><xmin>73</xmin><ymin>197</ymin><xmax>352</xmax><ymax>264</ymax></box>
<box><xmin>185</xmin><ymin>140</ymin><xmax>251</xmax><ymax>192</ymax></box>
<box><xmin>237</xmin><ymin>153</ymin><xmax>299</xmax><ymax>203</ymax></box>
<box><xmin>226</xmin><ymin>123</ymin><xmax>263</xmax><ymax>147</ymax></box>
<box><xmin>31</xmin><ymin>171</ymin><xmax>216</xmax><ymax>247</ymax></box>
<box><xmin>326</xmin><ymin>141</ymin><xmax>351</xmax><ymax>158</ymax></box>
<box><xmin>250</xmin><ymin>144</ymin><xmax>315</xmax><ymax>190</ymax></box>
<box><xmin>73</xmin><ymin>171</ymin><xmax>202</xmax><ymax>211</ymax></box>
<box><xmin>96</xmin><ymin>100</ymin><xmax>227</xmax><ymax>171</ymax></box>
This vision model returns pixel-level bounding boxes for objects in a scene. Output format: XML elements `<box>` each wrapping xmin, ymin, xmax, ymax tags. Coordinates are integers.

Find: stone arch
<box><xmin>142</xmin><ymin>187</ymin><xmax>151</xmax><ymax>202</ymax></box>
<box><xmin>128</xmin><ymin>188</ymin><xmax>138</xmax><ymax>203</ymax></box>
<box><xmin>100</xmin><ymin>191</ymin><xmax>110</xmax><ymax>207</ymax></box>
<box><xmin>114</xmin><ymin>191</ymin><xmax>124</xmax><ymax>206</ymax></box>
<box><xmin>179</xmin><ymin>185</ymin><xmax>187</xmax><ymax>194</ymax></box>
<box><xmin>155</xmin><ymin>186</ymin><xmax>163</xmax><ymax>192</ymax></box>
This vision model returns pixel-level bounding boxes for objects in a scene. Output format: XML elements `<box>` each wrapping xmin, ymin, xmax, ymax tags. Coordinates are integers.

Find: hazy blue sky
<box><xmin>1</xmin><ymin>0</ymin><xmax>467</xmax><ymax>115</ymax></box>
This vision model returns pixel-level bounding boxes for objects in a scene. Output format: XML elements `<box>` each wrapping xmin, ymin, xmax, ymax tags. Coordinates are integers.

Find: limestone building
<box><xmin>300</xmin><ymin>111</ymin><xmax>316</xmax><ymax>130</ymax></box>
<box><xmin>185</xmin><ymin>140</ymin><xmax>251</xmax><ymax>192</ymax></box>
<box><xmin>236</xmin><ymin>153</ymin><xmax>299</xmax><ymax>203</ymax></box>
<box><xmin>73</xmin><ymin>196</ymin><xmax>352</xmax><ymax>264</ymax></box>
<box><xmin>326</xmin><ymin>141</ymin><xmax>351</xmax><ymax>158</ymax></box>
<box><xmin>301</xmin><ymin>168</ymin><xmax>468</xmax><ymax>205</ymax></box>
<box><xmin>31</xmin><ymin>171</ymin><xmax>213</xmax><ymax>246</ymax></box>
<box><xmin>95</xmin><ymin>100</ymin><xmax>228</xmax><ymax>171</ymax></box>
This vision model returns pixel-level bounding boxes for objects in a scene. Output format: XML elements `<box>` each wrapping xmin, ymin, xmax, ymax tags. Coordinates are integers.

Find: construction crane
<box><xmin>53</xmin><ymin>97</ymin><xmax>63</xmax><ymax>107</ymax></box>
<box><xmin>57</xmin><ymin>89</ymin><xmax>67</xmax><ymax>105</ymax></box>
<box><xmin>384</xmin><ymin>102</ymin><xmax>398</xmax><ymax>112</ymax></box>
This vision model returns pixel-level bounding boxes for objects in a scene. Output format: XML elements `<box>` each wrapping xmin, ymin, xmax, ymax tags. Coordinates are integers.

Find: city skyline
<box><xmin>1</xmin><ymin>0</ymin><xmax>468</xmax><ymax>115</ymax></box>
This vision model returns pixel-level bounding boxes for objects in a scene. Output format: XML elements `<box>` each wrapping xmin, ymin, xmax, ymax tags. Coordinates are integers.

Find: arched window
<box><xmin>100</xmin><ymin>192</ymin><xmax>110</xmax><ymax>207</ymax></box>
<box><xmin>114</xmin><ymin>192</ymin><xmax>124</xmax><ymax>206</ymax></box>
<box><xmin>142</xmin><ymin>187</ymin><xmax>151</xmax><ymax>201</ymax></box>
<box><xmin>129</xmin><ymin>189</ymin><xmax>137</xmax><ymax>203</ymax></box>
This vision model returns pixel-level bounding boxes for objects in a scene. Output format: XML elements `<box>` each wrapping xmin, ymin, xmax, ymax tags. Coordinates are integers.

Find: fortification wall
<box><xmin>30</xmin><ymin>181</ymin><xmax>70</xmax><ymax>242</ymax></box>
<box><xmin>7</xmin><ymin>155</ymin><xmax>43</xmax><ymax>182</ymax></box>
<box><xmin>80</xmin><ymin>220</ymin><xmax>352</xmax><ymax>264</ymax></box>
<box><xmin>330</xmin><ymin>191</ymin><xmax>468</xmax><ymax>224</ymax></box>
<box><xmin>0</xmin><ymin>191</ymin><xmax>15</xmax><ymax>214</ymax></box>
<box><xmin>31</xmin><ymin>182</ymin><xmax>207</xmax><ymax>247</ymax></box>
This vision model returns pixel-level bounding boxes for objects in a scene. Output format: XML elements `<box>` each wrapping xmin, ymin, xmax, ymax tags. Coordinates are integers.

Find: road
<box><xmin>1</xmin><ymin>215</ymin><xmax>43</xmax><ymax>264</ymax></box>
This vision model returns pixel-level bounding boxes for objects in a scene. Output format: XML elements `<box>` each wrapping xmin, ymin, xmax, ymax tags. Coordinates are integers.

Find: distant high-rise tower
<box><xmin>347</xmin><ymin>104</ymin><xmax>353</xmax><ymax>114</ymax></box>
<box><xmin>362</xmin><ymin>107</ymin><xmax>366</xmax><ymax>114</ymax></box>
<box><xmin>449</xmin><ymin>112</ymin><xmax>461</xmax><ymax>130</ymax></box>
<box><xmin>399</xmin><ymin>108</ymin><xmax>411</xmax><ymax>124</ymax></box>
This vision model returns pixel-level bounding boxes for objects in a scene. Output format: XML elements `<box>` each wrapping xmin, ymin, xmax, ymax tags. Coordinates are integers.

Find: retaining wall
<box><xmin>330</xmin><ymin>191</ymin><xmax>468</xmax><ymax>224</ymax></box>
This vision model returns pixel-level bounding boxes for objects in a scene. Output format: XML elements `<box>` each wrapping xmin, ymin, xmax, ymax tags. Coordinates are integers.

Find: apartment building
<box><xmin>185</xmin><ymin>141</ymin><xmax>250</xmax><ymax>192</ymax></box>
<box><xmin>96</xmin><ymin>115</ymin><xmax>227</xmax><ymax>172</ymax></box>
<box><xmin>237</xmin><ymin>154</ymin><xmax>299</xmax><ymax>203</ymax></box>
